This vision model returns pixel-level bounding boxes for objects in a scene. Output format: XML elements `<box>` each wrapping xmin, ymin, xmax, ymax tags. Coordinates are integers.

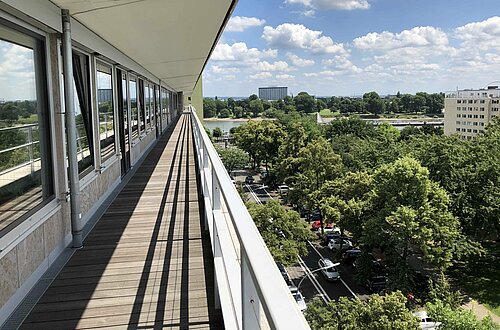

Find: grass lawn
<box><xmin>449</xmin><ymin>241</ymin><xmax>500</xmax><ymax>317</ymax></box>
<box><xmin>319</xmin><ymin>109</ymin><xmax>339</xmax><ymax>117</ymax></box>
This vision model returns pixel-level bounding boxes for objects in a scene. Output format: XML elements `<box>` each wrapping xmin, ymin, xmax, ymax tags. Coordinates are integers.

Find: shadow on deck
<box><xmin>18</xmin><ymin>113</ymin><xmax>223</xmax><ymax>329</ymax></box>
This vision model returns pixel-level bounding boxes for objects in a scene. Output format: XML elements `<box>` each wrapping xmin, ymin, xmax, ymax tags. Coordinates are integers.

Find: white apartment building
<box><xmin>444</xmin><ymin>85</ymin><xmax>500</xmax><ymax>139</ymax></box>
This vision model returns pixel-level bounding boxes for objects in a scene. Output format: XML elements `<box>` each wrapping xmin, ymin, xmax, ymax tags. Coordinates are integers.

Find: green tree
<box><xmin>305</xmin><ymin>292</ymin><xmax>420</xmax><ymax>330</ymax></box>
<box><xmin>249</xmin><ymin>99</ymin><xmax>263</xmax><ymax>117</ymax></box>
<box><xmin>363</xmin><ymin>156</ymin><xmax>465</xmax><ymax>289</ymax></box>
<box><xmin>294</xmin><ymin>92</ymin><xmax>316</xmax><ymax>113</ymax></box>
<box><xmin>247</xmin><ymin>200</ymin><xmax>313</xmax><ymax>266</ymax></box>
<box><xmin>203</xmin><ymin>98</ymin><xmax>216</xmax><ymax>118</ymax></box>
<box><xmin>212</xmin><ymin>127</ymin><xmax>222</xmax><ymax>138</ymax></box>
<box><xmin>426</xmin><ymin>300</ymin><xmax>499</xmax><ymax>330</ymax></box>
<box><xmin>215</xmin><ymin>146</ymin><xmax>248</xmax><ymax>174</ymax></box>
<box><xmin>363</xmin><ymin>91</ymin><xmax>385</xmax><ymax>115</ymax></box>
<box><xmin>298</xmin><ymin>138</ymin><xmax>343</xmax><ymax>191</ymax></box>
<box><xmin>219</xmin><ymin>108</ymin><xmax>231</xmax><ymax>118</ymax></box>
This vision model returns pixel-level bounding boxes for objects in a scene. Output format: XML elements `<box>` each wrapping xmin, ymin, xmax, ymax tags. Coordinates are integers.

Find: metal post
<box><xmin>27</xmin><ymin>126</ymin><xmax>34</xmax><ymax>178</ymax></box>
<box><xmin>62</xmin><ymin>9</ymin><xmax>83</xmax><ymax>248</ymax></box>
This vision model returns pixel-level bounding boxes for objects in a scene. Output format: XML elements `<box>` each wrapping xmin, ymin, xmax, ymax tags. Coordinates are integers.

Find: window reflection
<box><xmin>96</xmin><ymin>62</ymin><xmax>115</xmax><ymax>161</ymax></box>
<box><xmin>0</xmin><ymin>29</ymin><xmax>53</xmax><ymax>235</ymax></box>
<box><xmin>130</xmin><ymin>77</ymin><xmax>138</xmax><ymax>139</ymax></box>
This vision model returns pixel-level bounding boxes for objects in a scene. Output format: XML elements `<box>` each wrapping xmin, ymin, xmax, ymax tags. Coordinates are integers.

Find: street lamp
<box><xmin>297</xmin><ymin>261</ymin><xmax>340</xmax><ymax>290</ymax></box>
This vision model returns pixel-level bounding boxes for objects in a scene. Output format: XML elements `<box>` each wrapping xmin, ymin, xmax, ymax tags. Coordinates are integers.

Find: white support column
<box><xmin>241</xmin><ymin>249</ymin><xmax>261</xmax><ymax>330</ymax></box>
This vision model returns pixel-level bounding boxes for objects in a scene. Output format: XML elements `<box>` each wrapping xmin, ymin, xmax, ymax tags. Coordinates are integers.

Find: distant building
<box><xmin>258</xmin><ymin>86</ymin><xmax>288</xmax><ymax>100</ymax></box>
<box><xmin>444</xmin><ymin>85</ymin><xmax>500</xmax><ymax>139</ymax></box>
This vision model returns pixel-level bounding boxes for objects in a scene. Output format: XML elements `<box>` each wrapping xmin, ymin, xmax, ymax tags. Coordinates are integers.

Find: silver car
<box><xmin>318</xmin><ymin>258</ymin><xmax>340</xmax><ymax>281</ymax></box>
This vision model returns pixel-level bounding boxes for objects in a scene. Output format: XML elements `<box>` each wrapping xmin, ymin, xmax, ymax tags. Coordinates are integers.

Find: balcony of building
<box><xmin>1</xmin><ymin>109</ymin><xmax>309</xmax><ymax>329</ymax></box>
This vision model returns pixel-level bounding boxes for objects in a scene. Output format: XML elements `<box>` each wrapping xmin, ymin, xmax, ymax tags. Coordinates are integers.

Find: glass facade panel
<box><xmin>0</xmin><ymin>25</ymin><xmax>53</xmax><ymax>235</ymax></box>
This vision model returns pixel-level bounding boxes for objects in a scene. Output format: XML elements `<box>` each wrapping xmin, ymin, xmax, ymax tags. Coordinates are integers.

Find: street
<box><xmin>241</xmin><ymin>173</ymin><xmax>372</xmax><ymax>306</ymax></box>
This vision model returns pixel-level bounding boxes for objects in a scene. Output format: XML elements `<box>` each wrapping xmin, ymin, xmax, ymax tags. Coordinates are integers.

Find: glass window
<box><xmin>96</xmin><ymin>62</ymin><xmax>115</xmax><ymax>161</ymax></box>
<box><xmin>0</xmin><ymin>24</ymin><xmax>54</xmax><ymax>236</ymax></box>
<box><xmin>72</xmin><ymin>51</ymin><xmax>94</xmax><ymax>175</ymax></box>
<box><xmin>149</xmin><ymin>85</ymin><xmax>154</xmax><ymax>130</ymax></box>
<box><xmin>138</xmin><ymin>79</ymin><xmax>145</xmax><ymax>133</ymax></box>
<box><xmin>129</xmin><ymin>76</ymin><xmax>138</xmax><ymax>139</ymax></box>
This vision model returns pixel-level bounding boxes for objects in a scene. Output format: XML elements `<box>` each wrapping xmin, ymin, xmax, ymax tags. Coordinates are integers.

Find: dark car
<box><xmin>322</xmin><ymin>232</ymin><xmax>342</xmax><ymax>244</ymax></box>
<box><xmin>366</xmin><ymin>275</ymin><xmax>389</xmax><ymax>292</ymax></box>
<box><xmin>306</xmin><ymin>210</ymin><xmax>322</xmax><ymax>222</ymax></box>
<box><xmin>342</xmin><ymin>249</ymin><xmax>362</xmax><ymax>263</ymax></box>
<box><xmin>245</xmin><ymin>175</ymin><xmax>255</xmax><ymax>184</ymax></box>
<box><xmin>276</xmin><ymin>262</ymin><xmax>292</xmax><ymax>285</ymax></box>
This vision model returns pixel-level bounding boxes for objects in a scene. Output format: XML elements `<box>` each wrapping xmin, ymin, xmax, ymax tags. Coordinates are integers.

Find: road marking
<box><xmin>307</xmin><ymin>241</ymin><xmax>359</xmax><ymax>300</ymax></box>
<box><xmin>246</xmin><ymin>183</ymin><xmax>261</xmax><ymax>204</ymax></box>
<box><xmin>297</xmin><ymin>256</ymin><xmax>331</xmax><ymax>304</ymax></box>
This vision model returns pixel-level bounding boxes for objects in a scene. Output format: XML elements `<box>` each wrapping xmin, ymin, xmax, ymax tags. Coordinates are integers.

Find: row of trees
<box><xmin>214</xmin><ymin>114</ymin><xmax>498</xmax><ymax>329</ymax></box>
<box><xmin>203</xmin><ymin>91</ymin><xmax>444</xmax><ymax>118</ymax></box>
<box><xmin>230</xmin><ymin>113</ymin><xmax>498</xmax><ymax>287</ymax></box>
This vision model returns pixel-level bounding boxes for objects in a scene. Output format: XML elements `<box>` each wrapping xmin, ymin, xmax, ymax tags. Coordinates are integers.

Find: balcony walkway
<box><xmin>20</xmin><ymin>113</ymin><xmax>223</xmax><ymax>329</ymax></box>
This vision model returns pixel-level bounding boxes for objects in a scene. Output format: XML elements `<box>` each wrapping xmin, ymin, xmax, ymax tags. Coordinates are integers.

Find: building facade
<box><xmin>258</xmin><ymin>86</ymin><xmax>288</xmax><ymax>100</ymax></box>
<box><xmin>444</xmin><ymin>86</ymin><xmax>500</xmax><ymax>139</ymax></box>
<box><xmin>0</xmin><ymin>0</ymin><xmax>235</xmax><ymax>324</ymax></box>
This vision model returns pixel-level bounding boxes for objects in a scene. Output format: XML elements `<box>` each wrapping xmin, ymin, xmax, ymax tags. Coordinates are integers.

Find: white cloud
<box><xmin>285</xmin><ymin>0</ymin><xmax>370</xmax><ymax>12</ymax></box>
<box><xmin>211</xmin><ymin>65</ymin><xmax>240</xmax><ymax>74</ymax></box>
<box><xmin>454</xmin><ymin>16</ymin><xmax>500</xmax><ymax>50</ymax></box>
<box><xmin>211</xmin><ymin>42</ymin><xmax>277</xmax><ymax>64</ymax></box>
<box><xmin>276</xmin><ymin>74</ymin><xmax>295</xmax><ymax>80</ymax></box>
<box><xmin>250</xmin><ymin>72</ymin><xmax>272</xmax><ymax>80</ymax></box>
<box><xmin>287</xmin><ymin>53</ymin><xmax>315</xmax><ymax>67</ymax></box>
<box><xmin>262</xmin><ymin>23</ymin><xmax>347</xmax><ymax>54</ymax></box>
<box><xmin>322</xmin><ymin>56</ymin><xmax>362</xmax><ymax>73</ymax></box>
<box><xmin>353</xmin><ymin>26</ymin><xmax>448</xmax><ymax>51</ymax></box>
<box><xmin>256</xmin><ymin>61</ymin><xmax>290</xmax><ymax>72</ymax></box>
<box><xmin>226</xmin><ymin>16</ymin><xmax>266</xmax><ymax>32</ymax></box>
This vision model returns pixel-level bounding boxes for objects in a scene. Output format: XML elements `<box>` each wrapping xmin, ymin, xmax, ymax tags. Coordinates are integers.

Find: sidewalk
<box><xmin>463</xmin><ymin>299</ymin><xmax>500</xmax><ymax>325</ymax></box>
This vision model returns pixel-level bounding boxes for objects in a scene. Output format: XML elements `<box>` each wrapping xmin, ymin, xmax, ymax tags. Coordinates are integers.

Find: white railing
<box><xmin>189</xmin><ymin>105</ymin><xmax>310</xmax><ymax>330</ymax></box>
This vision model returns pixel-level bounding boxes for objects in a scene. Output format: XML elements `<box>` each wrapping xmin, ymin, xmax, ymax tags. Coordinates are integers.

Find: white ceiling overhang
<box><xmin>50</xmin><ymin>0</ymin><xmax>236</xmax><ymax>94</ymax></box>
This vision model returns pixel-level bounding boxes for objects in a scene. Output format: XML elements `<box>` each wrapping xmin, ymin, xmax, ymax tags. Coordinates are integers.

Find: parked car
<box><xmin>318</xmin><ymin>258</ymin><xmax>340</xmax><ymax>281</ymax></box>
<box><xmin>306</xmin><ymin>210</ymin><xmax>322</xmax><ymax>222</ymax></box>
<box><xmin>230</xmin><ymin>175</ymin><xmax>236</xmax><ymax>185</ymax></box>
<box><xmin>323</xmin><ymin>224</ymin><xmax>341</xmax><ymax>235</ymax></box>
<box><xmin>365</xmin><ymin>275</ymin><xmax>389</xmax><ymax>292</ymax></box>
<box><xmin>353</xmin><ymin>253</ymin><xmax>385</xmax><ymax>274</ymax></box>
<box><xmin>342</xmin><ymin>249</ymin><xmax>362</xmax><ymax>263</ymax></box>
<box><xmin>277</xmin><ymin>184</ymin><xmax>290</xmax><ymax>196</ymax></box>
<box><xmin>311</xmin><ymin>220</ymin><xmax>340</xmax><ymax>233</ymax></box>
<box><xmin>289</xmin><ymin>285</ymin><xmax>307</xmax><ymax>311</ymax></box>
<box><xmin>245</xmin><ymin>175</ymin><xmax>254</xmax><ymax>184</ymax></box>
<box><xmin>328</xmin><ymin>238</ymin><xmax>353</xmax><ymax>251</ymax></box>
<box><xmin>276</xmin><ymin>262</ymin><xmax>292</xmax><ymax>285</ymax></box>
<box><xmin>412</xmin><ymin>311</ymin><xmax>442</xmax><ymax>330</ymax></box>
<box><xmin>322</xmin><ymin>232</ymin><xmax>342</xmax><ymax>245</ymax></box>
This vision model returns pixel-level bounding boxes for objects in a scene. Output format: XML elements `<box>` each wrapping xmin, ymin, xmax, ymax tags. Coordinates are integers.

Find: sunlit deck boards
<box><xmin>20</xmin><ymin>113</ymin><xmax>223</xmax><ymax>329</ymax></box>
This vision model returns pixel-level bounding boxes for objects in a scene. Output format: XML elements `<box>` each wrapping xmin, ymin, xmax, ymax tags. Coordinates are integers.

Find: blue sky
<box><xmin>203</xmin><ymin>0</ymin><xmax>500</xmax><ymax>97</ymax></box>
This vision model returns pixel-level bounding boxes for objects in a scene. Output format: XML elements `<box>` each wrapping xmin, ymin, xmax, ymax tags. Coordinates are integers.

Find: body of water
<box><xmin>203</xmin><ymin>120</ymin><xmax>248</xmax><ymax>133</ymax></box>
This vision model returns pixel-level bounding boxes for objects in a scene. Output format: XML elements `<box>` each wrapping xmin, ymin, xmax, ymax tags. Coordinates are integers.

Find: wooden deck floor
<box><xmin>21</xmin><ymin>114</ymin><xmax>223</xmax><ymax>329</ymax></box>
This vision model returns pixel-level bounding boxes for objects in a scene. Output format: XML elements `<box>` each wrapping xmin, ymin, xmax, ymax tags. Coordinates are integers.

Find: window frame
<box><xmin>95</xmin><ymin>59</ymin><xmax>117</xmax><ymax>163</ymax></box>
<box><xmin>0</xmin><ymin>18</ymin><xmax>55</xmax><ymax>239</ymax></box>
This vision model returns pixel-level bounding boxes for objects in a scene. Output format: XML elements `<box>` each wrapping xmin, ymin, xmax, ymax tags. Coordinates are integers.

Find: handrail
<box><xmin>189</xmin><ymin>105</ymin><xmax>310</xmax><ymax>330</ymax></box>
